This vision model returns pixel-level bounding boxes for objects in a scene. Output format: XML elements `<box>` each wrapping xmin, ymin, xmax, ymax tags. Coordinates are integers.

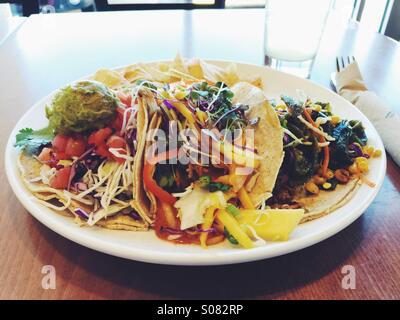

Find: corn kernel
<box><xmin>348</xmin><ymin>163</ymin><xmax>359</xmax><ymax>174</ymax></box>
<box><xmin>276</xmin><ymin>104</ymin><xmax>287</xmax><ymax>111</ymax></box>
<box><xmin>322</xmin><ymin>182</ymin><xmax>332</xmax><ymax>190</ymax></box>
<box><xmin>313</xmin><ymin>175</ymin><xmax>326</xmax><ymax>185</ymax></box>
<box><xmin>358</xmin><ymin>163</ymin><xmax>369</xmax><ymax>173</ymax></box>
<box><xmin>313</xmin><ymin>104</ymin><xmax>322</xmax><ymax>112</ymax></box>
<box><xmin>355</xmin><ymin>157</ymin><xmax>369</xmax><ymax>173</ymax></box>
<box><xmin>196</xmin><ymin>109</ymin><xmax>207</xmax><ymax>124</ymax></box>
<box><xmin>305</xmin><ymin>181</ymin><xmax>320</xmax><ymax>195</ymax></box>
<box><xmin>174</xmin><ymin>91</ymin><xmax>187</xmax><ymax>100</ymax></box>
<box><xmin>160</xmin><ymin>89</ymin><xmax>170</xmax><ymax>99</ymax></box>
<box><xmin>373</xmin><ymin>149</ymin><xmax>382</xmax><ymax>158</ymax></box>
<box><xmin>331</xmin><ymin>115</ymin><xmax>340</xmax><ymax>125</ymax></box>
<box><xmin>363</xmin><ymin>145</ymin><xmax>375</xmax><ymax>156</ymax></box>
<box><xmin>325</xmin><ymin>169</ymin><xmax>334</xmax><ymax>179</ymax></box>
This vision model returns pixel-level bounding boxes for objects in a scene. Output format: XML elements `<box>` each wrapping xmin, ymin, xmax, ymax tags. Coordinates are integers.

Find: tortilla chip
<box><xmin>223</xmin><ymin>62</ymin><xmax>240</xmax><ymax>87</ymax></box>
<box><xmin>186</xmin><ymin>59</ymin><xmax>229</xmax><ymax>84</ymax></box>
<box><xmin>93</xmin><ymin>68</ymin><xmax>128</xmax><ymax>88</ymax></box>
<box><xmin>123</xmin><ymin>63</ymin><xmax>173</xmax><ymax>83</ymax></box>
<box><xmin>171</xmin><ymin>53</ymin><xmax>189</xmax><ymax>74</ymax></box>
<box><xmin>123</xmin><ymin>63</ymin><xmax>157</xmax><ymax>83</ymax></box>
<box><xmin>296</xmin><ymin>178</ymin><xmax>361</xmax><ymax>223</ymax></box>
<box><xmin>186</xmin><ymin>58</ymin><xmax>204</xmax><ymax>80</ymax></box>
<box><xmin>185</xmin><ymin>58</ymin><xmax>245</xmax><ymax>87</ymax></box>
<box><xmin>19</xmin><ymin>152</ymin><xmax>42</xmax><ymax>180</ymax></box>
<box><xmin>247</xmin><ymin>76</ymin><xmax>263</xmax><ymax>89</ymax></box>
<box><xmin>231</xmin><ymin>82</ymin><xmax>284</xmax><ymax>207</ymax></box>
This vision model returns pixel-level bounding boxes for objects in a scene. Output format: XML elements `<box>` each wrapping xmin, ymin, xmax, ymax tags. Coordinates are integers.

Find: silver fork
<box><xmin>336</xmin><ymin>55</ymin><xmax>356</xmax><ymax>72</ymax></box>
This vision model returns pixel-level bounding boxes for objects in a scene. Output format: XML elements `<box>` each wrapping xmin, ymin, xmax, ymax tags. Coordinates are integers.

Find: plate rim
<box><xmin>4</xmin><ymin>60</ymin><xmax>387</xmax><ymax>266</ymax></box>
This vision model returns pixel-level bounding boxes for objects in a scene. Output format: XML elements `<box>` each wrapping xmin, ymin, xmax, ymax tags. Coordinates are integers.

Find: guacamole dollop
<box><xmin>46</xmin><ymin>80</ymin><xmax>118</xmax><ymax>134</ymax></box>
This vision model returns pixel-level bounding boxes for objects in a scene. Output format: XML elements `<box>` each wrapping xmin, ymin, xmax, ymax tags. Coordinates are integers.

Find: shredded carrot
<box><xmin>160</xmin><ymin>202</ymin><xmax>179</xmax><ymax>229</ymax></box>
<box><xmin>304</xmin><ymin>109</ymin><xmax>330</xmax><ymax>178</ymax></box>
<box><xmin>322</xmin><ymin>144</ymin><xmax>330</xmax><ymax>178</ymax></box>
<box><xmin>303</xmin><ymin>108</ymin><xmax>317</xmax><ymax>126</ymax></box>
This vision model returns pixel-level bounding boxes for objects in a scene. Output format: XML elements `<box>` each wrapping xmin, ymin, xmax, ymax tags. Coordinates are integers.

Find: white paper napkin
<box><xmin>335</xmin><ymin>62</ymin><xmax>400</xmax><ymax>166</ymax></box>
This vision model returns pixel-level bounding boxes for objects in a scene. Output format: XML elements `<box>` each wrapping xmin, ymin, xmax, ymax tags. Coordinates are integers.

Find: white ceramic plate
<box><xmin>5</xmin><ymin>61</ymin><xmax>386</xmax><ymax>265</ymax></box>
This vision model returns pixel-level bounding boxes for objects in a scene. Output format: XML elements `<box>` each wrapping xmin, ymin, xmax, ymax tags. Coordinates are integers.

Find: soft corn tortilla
<box><xmin>231</xmin><ymin>82</ymin><xmax>284</xmax><ymax>207</ymax></box>
<box><xmin>295</xmin><ymin>178</ymin><xmax>361</xmax><ymax>223</ymax></box>
<box><xmin>141</xmin><ymin>110</ymin><xmax>162</xmax><ymax>216</ymax></box>
<box><xmin>18</xmin><ymin>152</ymin><xmax>149</xmax><ymax>230</ymax></box>
<box><xmin>129</xmin><ymin>97</ymin><xmax>156</xmax><ymax>223</ymax></box>
<box><xmin>230</xmin><ymin>83</ymin><xmax>362</xmax><ymax>220</ymax></box>
<box><xmin>96</xmin><ymin>215</ymin><xmax>148</xmax><ymax>231</ymax></box>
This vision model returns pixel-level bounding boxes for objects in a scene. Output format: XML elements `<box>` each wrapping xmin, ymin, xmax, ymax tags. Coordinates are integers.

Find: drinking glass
<box><xmin>264</xmin><ymin>0</ymin><xmax>332</xmax><ymax>78</ymax></box>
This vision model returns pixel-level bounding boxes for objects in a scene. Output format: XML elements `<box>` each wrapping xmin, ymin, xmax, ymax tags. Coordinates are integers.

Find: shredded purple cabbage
<box><xmin>195</xmin><ymin>226</ymin><xmax>216</xmax><ymax>233</ymax></box>
<box><xmin>160</xmin><ymin>226</ymin><xmax>182</xmax><ymax>234</ymax></box>
<box><xmin>198</xmin><ymin>100</ymin><xmax>209</xmax><ymax>112</ymax></box>
<box><xmin>67</xmin><ymin>164</ymin><xmax>78</xmax><ymax>191</ymax></box>
<box><xmin>128</xmin><ymin>212</ymin><xmax>141</xmax><ymax>221</ymax></box>
<box><xmin>283</xmin><ymin>133</ymin><xmax>291</xmax><ymax>145</ymax></box>
<box><xmin>163</xmin><ymin>100</ymin><xmax>176</xmax><ymax>110</ymax></box>
<box><xmin>125</xmin><ymin>128</ymin><xmax>137</xmax><ymax>156</ymax></box>
<box><xmin>122</xmin><ymin>208</ymin><xmax>141</xmax><ymax>221</ymax></box>
<box><xmin>349</xmin><ymin>143</ymin><xmax>370</xmax><ymax>158</ymax></box>
<box><xmin>84</xmin><ymin>155</ymin><xmax>103</xmax><ymax>172</ymax></box>
<box><xmin>75</xmin><ymin>208</ymin><xmax>89</xmax><ymax>220</ymax></box>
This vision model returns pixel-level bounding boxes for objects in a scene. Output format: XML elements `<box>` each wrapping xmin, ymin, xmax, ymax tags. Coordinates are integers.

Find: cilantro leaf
<box><xmin>208</xmin><ymin>182</ymin><xmax>231</xmax><ymax>192</ymax></box>
<box><xmin>15</xmin><ymin>126</ymin><xmax>54</xmax><ymax>155</ymax></box>
<box><xmin>224</xmin><ymin>227</ymin><xmax>239</xmax><ymax>245</ymax></box>
<box><xmin>198</xmin><ymin>175</ymin><xmax>231</xmax><ymax>193</ymax></box>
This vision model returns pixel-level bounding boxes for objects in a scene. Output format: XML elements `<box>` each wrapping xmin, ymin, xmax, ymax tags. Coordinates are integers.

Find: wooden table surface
<box><xmin>0</xmin><ymin>9</ymin><xmax>399</xmax><ymax>300</ymax></box>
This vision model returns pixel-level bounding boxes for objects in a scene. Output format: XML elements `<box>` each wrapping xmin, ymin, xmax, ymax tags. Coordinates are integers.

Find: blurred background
<box><xmin>0</xmin><ymin>1</ymin><xmax>398</xmax><ymax>41</ymax></box>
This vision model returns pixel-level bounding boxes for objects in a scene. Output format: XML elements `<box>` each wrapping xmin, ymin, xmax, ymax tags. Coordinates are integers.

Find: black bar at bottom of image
<box><xmin>0</xmin><ymin>300</ymin><xmax>395</xmax><ymax>317</ymax></box>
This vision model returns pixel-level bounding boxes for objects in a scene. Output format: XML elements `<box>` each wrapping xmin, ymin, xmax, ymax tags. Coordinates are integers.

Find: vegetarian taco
<box><xmin>267</xmin><ymin>94</ymin><xmax>380</xmax><ymax>223</ymax></box>
<box><xmin>135</xmin><ymin>59</ymin><xmax>304</xmax><ymax>249</ymax></box>
<box><xmin>16</xmin><ymin>80</ymin><xmax>153</xmax><ymax>230</ymax></box>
